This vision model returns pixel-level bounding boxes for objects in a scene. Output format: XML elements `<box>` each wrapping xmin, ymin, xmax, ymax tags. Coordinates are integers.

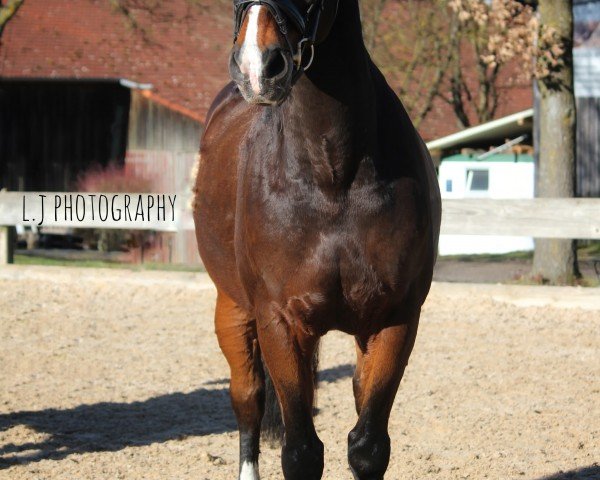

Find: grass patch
<box><xmin>440</xmin><ymin>242</ymin><xmax>600</xmax><ymax>264</ymax></box>
<box><xmin>578</xmin><ymin>241</ymin><xmax>600</xmax><ymax>259</ymax></box>
<box><xmin>506</xmin><ymin>273</ymin><xmax>599</xmax><ymax>288</ymax></box>
<box><xmin>439</xmin><ymin>250</ymin><xmax>533</xmax><ymax>262</ymax></box>
<box><xmin>14</xmin><ymin>254</ymin><xmax>204</xmax><ymax>273</ymax></box>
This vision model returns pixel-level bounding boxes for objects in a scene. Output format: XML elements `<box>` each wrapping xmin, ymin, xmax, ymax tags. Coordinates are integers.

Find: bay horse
<box><xmin>193</xmin><ymin>0</ymin><xmax>441</xmax><ymax>478</ymax></box>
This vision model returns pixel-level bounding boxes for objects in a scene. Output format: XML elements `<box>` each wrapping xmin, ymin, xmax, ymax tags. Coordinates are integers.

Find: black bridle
<box><xmin>233</xmin><ymin>0</ymin><xmax>334</xmax><ymax>78</ymax></box>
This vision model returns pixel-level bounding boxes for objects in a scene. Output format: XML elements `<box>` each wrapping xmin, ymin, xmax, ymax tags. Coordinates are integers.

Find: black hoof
<box><xmin>282</xmin><ymin>437</ymin><xmax>324</xmax><ymax>480</ymax></box>
<box><xmin>348</xmin><ymin>429</ymin><xmax>390</xmax><ymax>480</ymax></box>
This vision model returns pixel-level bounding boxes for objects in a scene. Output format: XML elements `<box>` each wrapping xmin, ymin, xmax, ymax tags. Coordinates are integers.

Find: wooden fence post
<box><xmin>0</xmin><ymin>226</ymin><xmax>15</xmax><ymax>265</ymax></box>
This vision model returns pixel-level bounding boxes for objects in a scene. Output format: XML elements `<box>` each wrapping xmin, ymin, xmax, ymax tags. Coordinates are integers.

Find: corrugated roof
<box><xmin>441</xmin><ymin>153</ymin><xmax>534</xmax><ymax>163</ymax></box>
<box><xmin>426</xmin><ymin>109</ymin><xmax>534</xmax><ymax>152</ymax></box>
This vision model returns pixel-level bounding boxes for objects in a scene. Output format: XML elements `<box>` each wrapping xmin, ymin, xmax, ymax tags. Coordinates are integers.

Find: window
<box><xmin>466</xmin><ymin>169</ymin><xmax>489</xmax><ymax>191</ymax></box>
<box><xmin>446</xmin><ymin>179</ymin><xmax>453</xmax><ymax>192</ymax></box>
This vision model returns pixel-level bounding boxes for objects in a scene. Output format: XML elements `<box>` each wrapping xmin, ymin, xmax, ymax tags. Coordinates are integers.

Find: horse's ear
<box><xmin>315</xmin><ymin>0</ymin><xmax>338</xmax><ymax>44</ymax></box>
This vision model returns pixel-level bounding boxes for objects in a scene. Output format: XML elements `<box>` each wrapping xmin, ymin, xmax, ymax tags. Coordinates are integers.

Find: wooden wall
<box><xmin>125</xmin><ymin>150</ymin><xmax>201</xmax><ymax>265</ymax></box>
<box><xmin>0</xmin><ymin>80</ymin><xmax>130</xmax><ymax>191</ymax></box>
<box><xmin>534</xmin><ymin>84</ymin><xmax>600</xmax><ymax>198</ymax></box>
<box><xmin>576</xmin><ymin>97</ymin><xmax>600</xmax><ymax>197</ymax></box>
<box><xmin>127</xmin><ymin>91</ymin><xmax>202</xmax><ymax>154</ymax></box>
<box><xmin>125</xmin><ymin>92</ymin><xmax>203</xmax><ymax>265</ymax></box>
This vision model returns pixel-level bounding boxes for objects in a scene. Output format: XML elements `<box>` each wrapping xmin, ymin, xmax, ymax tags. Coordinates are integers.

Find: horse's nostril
<box><xmin>263</xmin><ymin>49</ymin><xmax>287</xmax><ymax>80</ymax></box>
<box><xmin>229</xmin><ymin>49</ymin><xmax>244</xmax><ymax>84</ymax></box>
<box><xmin>232</xmin><ymin>50</ymin><xmax>242</xmax><ymax>68</ymax></box>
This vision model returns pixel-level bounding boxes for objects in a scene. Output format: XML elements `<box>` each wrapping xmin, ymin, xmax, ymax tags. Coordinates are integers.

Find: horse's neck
<box><xmin>277</xmin><ymin>0</ymin><xmax>376</xmax><ymax>188</ymax></box>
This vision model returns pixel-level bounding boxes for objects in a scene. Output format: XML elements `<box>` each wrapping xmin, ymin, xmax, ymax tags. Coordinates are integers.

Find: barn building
<box><xmin>0</xmin><ymin>78</ymin><xmax>202</xmax><ymax>191</ymax></box>
<box><xmin>0</xmin><ymin>78</ymin><xmax>202</xmax><ymax>264</ymax></box>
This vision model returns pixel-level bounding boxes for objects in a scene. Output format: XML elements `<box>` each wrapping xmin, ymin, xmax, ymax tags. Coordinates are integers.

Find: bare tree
<box><xmin>109</xmin><ymin>0</ymin><xmax>230</xmax><ymax>43</ymax></box>
<box><xmin>361</xmin><ymin>0</ymin><xmax>387</xmax><ymax>53</ymax></box>
<box><xmin>0</xmin><ymin>0</ymin><xmax>25</xmax><ymax>42</ymax></box>
<box><xmin>361</xmin><ymin>0</ymin><xmax>456</xmax><ymax>127</ymax></box>
<box><xmin>532</xmin><ymin>0</ymin><xmax>578</xmax><ymax>284</ymax></box>
<box><xmin>361</xmin><ymin>0</ymin><xmax>535</xmax><ymax>129</ymax></box>
<box><xmin>443</xmin><ymin>0</ymin><xmax>536</xmax><ymax>127</ymax></box>
<box><xmin>362</xmin><ymin>0</ymin><xmax>454</xmax><ymax>127</ymax></box>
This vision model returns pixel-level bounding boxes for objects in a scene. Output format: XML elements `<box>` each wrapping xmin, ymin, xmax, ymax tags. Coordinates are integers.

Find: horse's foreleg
<box><xmin>352</xmin><ymin>339</ymin><xmax>366</xmax><ymax>415</ymax></box>
<box><xmin>348</xmin><ymin>310</ymin><xmax>420</xmax><ymax>480</ymax></box>
<box><xmin>256</xmin><ymin>308</ymin><xmax>324</xmax><ymax>480</ymax></box>
<box><xmin>215</xmin><ymin>291</ymin><xmax>264</xmax><ymax>480</ymax></box>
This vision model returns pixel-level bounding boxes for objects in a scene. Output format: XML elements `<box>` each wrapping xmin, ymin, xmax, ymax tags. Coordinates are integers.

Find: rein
<box><xmin>233</xmin><ymin>0</ymin><xmax>337</xmax><ymax>79</ymax></box>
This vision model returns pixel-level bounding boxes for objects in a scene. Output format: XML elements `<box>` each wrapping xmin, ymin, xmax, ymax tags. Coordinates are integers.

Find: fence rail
<box><xmin>442</xmin><ymin>198</ymin><xmax>600</xmax><ymax>239</ymax></box>
<box><xmin>1</xmin><ymin>193</ymin><xmax>599</xmax><ymax>265</ymax></box>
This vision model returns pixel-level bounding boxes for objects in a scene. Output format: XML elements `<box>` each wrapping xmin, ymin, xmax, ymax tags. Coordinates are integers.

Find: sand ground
<box><xmin>0</xmin><ymin>266</ymin><xmax>598</xmax><ymax>479</ymax></box>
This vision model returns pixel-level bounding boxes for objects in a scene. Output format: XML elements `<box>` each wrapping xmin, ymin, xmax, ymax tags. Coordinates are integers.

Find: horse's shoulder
<box><xmin>202</xmin><ymin>83</ymin><xmax>256</xmax><ymax>145</ymax></box>
<box><xmin>195</xmin><ymin>84</ymin><xmax>253</xmax><ymax>311</ymax></box>
<box><xmin>205</xmin><ymin>82</ymin><xmax>242</xmax><ymax>125</ymax></box>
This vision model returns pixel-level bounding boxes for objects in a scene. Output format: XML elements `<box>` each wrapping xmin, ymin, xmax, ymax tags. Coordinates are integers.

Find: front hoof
<box><xmin>282</xmin><ymin>438</ymin><xmax>324</xmax><ymax>480</ymax></box>
<box><xmin>348</xmin><ymin>429</ymin><xmax>390</xmax><ymax>480</ymax></box>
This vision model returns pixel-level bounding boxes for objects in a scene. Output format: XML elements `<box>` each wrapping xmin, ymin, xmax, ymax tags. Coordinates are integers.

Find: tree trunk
<box><xmin>532</xmin><ymin>0</ymin><xmax>578</xmax><ymax>285</ymax></box>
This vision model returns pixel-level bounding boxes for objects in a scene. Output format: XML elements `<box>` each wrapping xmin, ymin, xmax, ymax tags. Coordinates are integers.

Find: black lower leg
<box><xmin>231</xmin><ymin>363</ymin><xmax>265</xmax><ymax>479</ymax></box>
<box><xmin>240</xmin><ymin>428</ymin><xmax>260</xmax><ymax>462</ymax></box>
<box><xmin>239</xmin><ymin>428</ymin><xmax>261</xmax><ymax>478</ymax></box>
<box><xmin>348</xmin><ymin>415</ymin><xmax>391</xmax><ymax>480</ymax></box>
<box><xmin>281</xmin><ymin>428</ymin><xmax>324</xmax><ymax>480</ymax></box>
<box><xmin>280</xmin><ymin>395</ymin><xmax>324</xmax><ymax>480</ymax></box>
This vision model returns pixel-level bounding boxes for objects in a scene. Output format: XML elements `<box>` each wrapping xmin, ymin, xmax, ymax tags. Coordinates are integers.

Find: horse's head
<box><xmin>229</xmin><ymin>0</ymin><xmax>338</xmax><ymax>105</ymax></box>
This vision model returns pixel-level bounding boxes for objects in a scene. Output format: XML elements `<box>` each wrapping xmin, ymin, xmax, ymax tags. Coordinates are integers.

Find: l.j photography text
<box><xmin>22</xmin><ymin>194</ymin><xmax>177</xmax><ymax>226</ymax></box>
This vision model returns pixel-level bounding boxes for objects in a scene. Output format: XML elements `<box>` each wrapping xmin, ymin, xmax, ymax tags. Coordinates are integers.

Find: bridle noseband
<box><xmin>233</xmin><ymin>0</ymin><xmax>334</xmax><ymax>79</ymax></box>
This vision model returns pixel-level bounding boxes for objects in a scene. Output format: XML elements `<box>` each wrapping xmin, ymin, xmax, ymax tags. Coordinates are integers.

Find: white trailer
<box><xmin>437</xmin><ymin>153</ymin><xmax>535</xmax><ymax>255</ymax></box>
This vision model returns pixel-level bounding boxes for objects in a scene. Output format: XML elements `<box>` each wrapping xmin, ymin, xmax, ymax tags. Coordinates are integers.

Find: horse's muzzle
<box><xmin>229</xmin><ymin>46</ymin><xmax>294</xmax><ymax>105</ymax></box>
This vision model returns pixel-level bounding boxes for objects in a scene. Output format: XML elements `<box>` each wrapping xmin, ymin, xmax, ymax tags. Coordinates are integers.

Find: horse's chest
<box><xmin>237</xmin><ymin>184</ymin><xmax>421</xmax><ymax>330</ymax></box>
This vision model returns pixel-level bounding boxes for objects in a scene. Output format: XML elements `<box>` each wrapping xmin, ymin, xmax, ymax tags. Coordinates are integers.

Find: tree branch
<box><xmin>363</xmin><ymin>0</ymin><xmax>388</xmax><ymax>52</ymax></box>
<box><xmin>0</xmin><ymin>0</ymin><xmax>25</xmax><ymax>40</ymax></box>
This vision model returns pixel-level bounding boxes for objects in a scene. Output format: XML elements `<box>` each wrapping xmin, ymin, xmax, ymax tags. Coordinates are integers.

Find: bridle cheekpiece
<box><xmin>233</xmin><ymin>0</ymin><xmax>326</xmax><ymax>77</ymax></box>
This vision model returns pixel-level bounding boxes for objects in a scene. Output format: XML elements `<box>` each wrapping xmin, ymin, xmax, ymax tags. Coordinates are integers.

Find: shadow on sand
<box><xmin>535</xmin><ymin>465</ymin><xmax>600</xmax><ymax>480</ymax></box>
<box><xmin>0</xmin><ymin>387</ymin><xmax>234</xmax><ymax>468</ymax></box>
<box><xmin>0</xmin><ymin>363</ymin><xmax>354</xmax><ymax>468</ymax></box>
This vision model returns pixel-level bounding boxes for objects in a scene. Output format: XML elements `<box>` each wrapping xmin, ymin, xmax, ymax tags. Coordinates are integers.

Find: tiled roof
<box><xmin>0</xmin><ymin>0</ymin><xmax>532</xmax><ymax>140</ymax></box>
<box><xmin>0</xmin><ymin>0</ymin><xmax>232</xmax><ymax>121</ymax></box>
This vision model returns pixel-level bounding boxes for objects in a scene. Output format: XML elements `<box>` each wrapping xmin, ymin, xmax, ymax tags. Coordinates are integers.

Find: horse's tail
<box><xmin>260</xmin><ymin>343</ymin><xmax>320</xmax><ymax>446</ymax></box>
<box><xmin>261</xmin><ymin>365</ymin><xmax>283</xmax><ymax>446</ymax></box>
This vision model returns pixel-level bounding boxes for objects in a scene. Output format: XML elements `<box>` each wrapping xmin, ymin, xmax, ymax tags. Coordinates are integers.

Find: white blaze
<box><xmin>239</xmin><ymin>461</ymin><xmax>260</xmax><ymax>480</ymax></box>
<box><xmin>239</xmin><ymin>5</ymin><xmax>265</xmax><ymax>95</ymax></box>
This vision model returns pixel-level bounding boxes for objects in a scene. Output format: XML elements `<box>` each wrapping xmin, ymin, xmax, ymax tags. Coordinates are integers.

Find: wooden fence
<box><xmin>441</xmin><ymin>198</ymin><xmax>600</xmax><ymax>239</ymax></box>
<box><xmin>1</xmin><ymin>193</ymin><xmax>599</xmax><ymax>265</ymax></box>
